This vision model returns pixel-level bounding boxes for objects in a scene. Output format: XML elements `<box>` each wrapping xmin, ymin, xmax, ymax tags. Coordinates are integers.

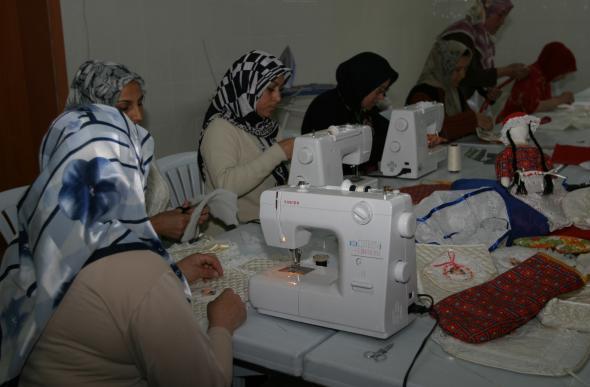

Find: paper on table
<box><xmin>181</xmin><ymin>189</ymin><xmax>238</xmax><ymax>243</ymax></box>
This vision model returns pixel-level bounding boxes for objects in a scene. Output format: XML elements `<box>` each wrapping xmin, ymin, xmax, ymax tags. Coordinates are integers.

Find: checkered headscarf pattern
<box><xmin>201</xmin><ymin>50</ymin><xmax>292</xmax><ymax>185</ymax></box>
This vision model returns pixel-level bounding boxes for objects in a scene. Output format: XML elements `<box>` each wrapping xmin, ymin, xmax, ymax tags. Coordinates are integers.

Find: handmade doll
<box><xmin>495</xmin><ymin>112</ymin><xmax>554</xmax><ymax>195</ymax></box>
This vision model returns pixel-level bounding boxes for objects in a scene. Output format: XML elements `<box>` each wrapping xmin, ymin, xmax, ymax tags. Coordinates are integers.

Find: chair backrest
<box><xmin>0</xmin><ymin>185</ymin><xmax>28</xmax><ymax>244</ymax></box>
<box><xmin>156</xmin><ymin>152</ymin><xmax>203</xmax><ymax>208</ymax></box>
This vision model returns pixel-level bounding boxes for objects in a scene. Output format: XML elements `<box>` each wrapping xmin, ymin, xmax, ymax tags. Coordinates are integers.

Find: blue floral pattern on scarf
<box><xmin>58</xmin><ymin>157</ymin><xmax>122</xmax><ymax>225</ymax></box>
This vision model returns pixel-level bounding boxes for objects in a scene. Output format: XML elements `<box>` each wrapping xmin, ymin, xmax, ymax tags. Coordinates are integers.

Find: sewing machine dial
<box><xmin>297</xmin><ymin>146</ymin><xmax>314</xmax><ymax>164</ymax></box>
<box><xmin>351</xmin><ymin>201</ymin><xmax>372</xmax><ymax>225</ymax></box>
<box><xmin>397</xmin><ymin>212</ymin><xmax>416</xmax><ymax>238</ymax></box>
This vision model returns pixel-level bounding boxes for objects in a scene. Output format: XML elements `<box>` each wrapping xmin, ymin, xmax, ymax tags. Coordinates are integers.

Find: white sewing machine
<box><xmin>249</xmin><ymin>185</ymin><xmax>418</xmax><ymax>338</ymax></box>
<box><xmin>380</xmin><ymin>101</ymin><xmax>447</xmax><ymax>179</ymax></box>
<box><xmin>288</xmin><ymin>124</ymin><xmax>372</xmax><ymax>187</ymax></box>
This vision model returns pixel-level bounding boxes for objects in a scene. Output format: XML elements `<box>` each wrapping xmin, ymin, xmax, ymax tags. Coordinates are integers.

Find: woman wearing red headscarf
<box><xmin>497</xmin><ymin>42</ymin><xmax>577</xmax><ymax>123</ymax></box>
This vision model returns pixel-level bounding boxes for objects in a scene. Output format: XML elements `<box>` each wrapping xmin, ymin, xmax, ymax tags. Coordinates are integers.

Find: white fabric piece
<box><xmin>562</xmin><ymin>187</ymin><xmax>590</xmax><ymax>230</ymax></box>
<box><xmin>490</xmin><ymin>246</ymin><xmax>575</xmax><ymax>274</ymax></box>
<box><xmin>510</xmin><ymin>178</ymin><xmax>571</xmax><ymax>231</ymax></box>
<box><xmin>542</xmin><ymin>105</ymin><xmax>590</xmax><ymax>130</ymax></box>
<box><xmin>432</xmin><ymin>318</ymin><xmax>590</xmax><ymax>376</ymax></box>
<box><xmin>416</xmin><ymin>244</ymin><xmax>496</xmax><ymax>303</ymax></box>
<box><xmin>415</xmin><ymin>189</ymin><xmax>510</xmax><ymax>250</ymax></box>
<box><xmin>539</xmin><ymin>285</ymin><xmax>590</xmax><ymax>333</ymax></box>
<box><xmin>181</xmin><ymin>189</ymin><xmax>238</xmax><ymax>243</ymax></box>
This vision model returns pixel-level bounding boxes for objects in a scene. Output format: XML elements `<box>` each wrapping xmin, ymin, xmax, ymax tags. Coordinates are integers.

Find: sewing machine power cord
<box><xmin>403</xmin><ymin>293</ymin><xmax>439</xmax><ymax>387</ymax></box>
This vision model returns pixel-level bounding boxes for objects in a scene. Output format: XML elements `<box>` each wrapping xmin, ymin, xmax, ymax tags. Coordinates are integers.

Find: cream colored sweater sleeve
<box><xmin>129</xmin><ymin>269</ymin><xmax>233</xmax><ymax>387</ymax></box>
<box><xmin>200</xmin><ymin>118</ymin><xmax>287</xmax><ymax>196</ymax></box>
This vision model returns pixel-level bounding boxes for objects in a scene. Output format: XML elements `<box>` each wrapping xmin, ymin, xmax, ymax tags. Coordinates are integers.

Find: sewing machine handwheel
<box><xmin>393</xmin><ymin>261</ymin><xmax>410</xmax><ymax>283</ymax></box>
<box><xmin>397</xmin><ymin>212</ymin><xmax>416</xmax><ymax>238</ymax></box>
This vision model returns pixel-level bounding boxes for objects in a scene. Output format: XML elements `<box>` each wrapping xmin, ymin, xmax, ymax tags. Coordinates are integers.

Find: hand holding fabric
<box><xmin>177</xmin><ymin>253</ymin><xmax>223</xmax><ymax>283</ymax></box>
<box><xmin>486</xmin><ymin>86</ymin><xmax>502</xmax><ymax>102</ymax></box>
<box><xmin>150</xmin><ymin>208</ymin><xmax>191</xmax><ymax>241</ymax></box>
<box><xmin>558</xmin><ymin>91</ymin><xmax>574</xmax><ymax>105</ymax></box>
<box><xmin>475</xmin><ymin>112</ymin><xmax>494</xmax><ymax>130</ymax></box>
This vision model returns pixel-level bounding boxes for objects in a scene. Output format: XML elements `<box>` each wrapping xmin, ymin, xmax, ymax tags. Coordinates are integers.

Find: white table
<box><xmin>303</xmin><ymin>317</ymin><xmax>590</xmax><ymax>387</ymax></box>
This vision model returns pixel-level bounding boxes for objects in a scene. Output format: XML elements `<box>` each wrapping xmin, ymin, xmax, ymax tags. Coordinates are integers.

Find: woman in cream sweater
<box><xmin>200</xmin><ymin>50</ymin><xmax>293</xmax><ymax>222</ymax></box>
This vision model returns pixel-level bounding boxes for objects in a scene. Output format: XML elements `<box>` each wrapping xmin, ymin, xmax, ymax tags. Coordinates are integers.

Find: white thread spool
<box><xmin>447</xmin><ymin>144</ymin><xmax>462</xmax><ymax>172</ymax></box>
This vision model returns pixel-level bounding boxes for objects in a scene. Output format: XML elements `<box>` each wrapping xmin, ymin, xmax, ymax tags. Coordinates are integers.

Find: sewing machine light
<box><xmin>281</xmin><ymin>235</ymin><xmax>287</xmax><ymax>243</ymax></box>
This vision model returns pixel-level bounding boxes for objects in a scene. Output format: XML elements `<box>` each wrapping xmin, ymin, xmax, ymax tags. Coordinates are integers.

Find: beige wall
<box><xmin>61</xmin><ymin>0</ymin><xmax>590</xmax><ymax>157</ymax></box>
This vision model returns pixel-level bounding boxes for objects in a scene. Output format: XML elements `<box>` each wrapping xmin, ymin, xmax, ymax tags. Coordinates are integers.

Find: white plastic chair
<box><xmin>0</xmin><ymin>185</ymin><xmax>28</xmax><ymax>244</ymax></box>
<box><xmin>156</xmin><ymin>152</ymin><xmax>203</xmax><ymax>208</ymax></box>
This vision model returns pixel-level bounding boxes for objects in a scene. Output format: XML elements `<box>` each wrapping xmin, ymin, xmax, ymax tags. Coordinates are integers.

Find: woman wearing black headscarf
<box><xmin>301</xmin><ymin>52</ymin><xmax>398</xmax><ymax>169</ymax></box>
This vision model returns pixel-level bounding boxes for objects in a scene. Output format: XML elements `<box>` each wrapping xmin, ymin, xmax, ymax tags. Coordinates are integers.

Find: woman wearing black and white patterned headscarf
<box><xmin>199</xmin><ymin>50</ymin><xmax>292</xmax><ymax>223</ymax></box>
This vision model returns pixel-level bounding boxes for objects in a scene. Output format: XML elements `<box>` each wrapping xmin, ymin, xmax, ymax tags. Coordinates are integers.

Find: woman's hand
<box><xmin>427</xmin><ymin>134</ymin><xmax>447</xmax><ymax>148</ymax></box>
<box><xmin>486</xmin><ymin>87</ymin><xmax>502</xmax><ymax>102</ymax></box>
<box><xmin>278</xmin><ymin>138</ymin><xmax>295</xmax><ymax>160</ymax></box>
<box><xmin>558</xmin><ymin>91</ymin><xmax>575</xmax><ymax>105</ymax></box>
<box><xmin>207</xmin><ymin>288</ymin><xmax>247</xmax><ymax>334</ymax></box>
<box><xmin>151</xmin><ymin>201</ymin><xmax>210</xmax><ymax>240</ymax></box>
<box><xmin>475</xmin><ymin>113</ymin><xmax>494</xmax><ymax>131</ymax></box>
<box><xmin>177</xmin><ymin>253</ymin><xmax>223</xmax><ymax>283</ymax></box>
<box><xmin>150</xmin><ymin>208</ymin><xmax>191</xmax><ymax>241</ymax></box>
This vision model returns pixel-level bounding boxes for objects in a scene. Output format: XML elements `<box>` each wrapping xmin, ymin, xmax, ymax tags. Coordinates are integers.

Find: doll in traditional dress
<box><xmin>495</xmin><ymin>112</ymin><xmax>554</xmax><ymax>195</ymax></box>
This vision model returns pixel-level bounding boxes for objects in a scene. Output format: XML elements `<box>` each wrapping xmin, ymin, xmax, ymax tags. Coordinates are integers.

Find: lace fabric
<box><xmin>433</xmin><ymin>318</ymin><xmax>590</xmax><ymax>376</ymax></box>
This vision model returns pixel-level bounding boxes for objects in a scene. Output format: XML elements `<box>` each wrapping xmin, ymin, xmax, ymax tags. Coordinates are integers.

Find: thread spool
<box><xmin>447</xmin><ymin>144</ymin><xmax>462</xmax><ymax>172</ymax></box>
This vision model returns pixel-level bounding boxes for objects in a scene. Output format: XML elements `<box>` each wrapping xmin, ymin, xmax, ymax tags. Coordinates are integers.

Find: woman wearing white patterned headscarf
<box><xmin>440</xmin><ymin>0</ymin><xmax>528</xmax><ymax>103</ymax></box>
<box><xmin>199</xmin><ymin>50</ymin><xmax>292</xmax><ymax>223</ymax></box>
<box><xmin>406</xmin><ymin>40</ymin><xmax>493</xmax><ymax>141</ymax></box>
<box><xmin>0</xmin><ymin>104</ymin><xmax>245</xmax><ymax>386</ymax></box>
<box><xmin>67</xmin><ymin>60</ymin><xmax>208</xmax><ymax>242</ymax></box>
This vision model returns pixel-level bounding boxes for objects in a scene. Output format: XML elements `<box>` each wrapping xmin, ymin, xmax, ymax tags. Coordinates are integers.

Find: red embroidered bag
<box><xmin>432</xmin><ymin>253</ymin><xmax>585</xmax><ymax>343</ymax></box>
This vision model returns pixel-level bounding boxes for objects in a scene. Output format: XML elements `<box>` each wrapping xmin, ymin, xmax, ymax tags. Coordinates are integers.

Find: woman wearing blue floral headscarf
<box><xmin>0</xmin><ymin>105</ymin><xmax>245</xmax><ymax>386</ymax></box>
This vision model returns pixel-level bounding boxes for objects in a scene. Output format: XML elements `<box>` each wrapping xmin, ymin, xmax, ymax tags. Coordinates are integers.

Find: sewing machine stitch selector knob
<box><xmin>297</xmin><ymin>147</ymin><xmax>314</xmax><ymax>165</ymax></box>
<box><xmin>397</xmin><ymin>212</ymin><xmax>416</xmax><ymax>238</ymax></box>
<box><xmin>393</xmin><ymin>261</ymin><xmax>410</xmax><ymax>283</ymax></box>
<box><xmin>394</xmin><ymin>118</ymin><xmax>408</xmax><ymax>132</ymax></box>
<box><xmin>351</xmin><ymin>202</ymin><xmax>372</xmax><ymax>225</ymax></box>
<box><xmin>390</xmin><ymin>141</ymin><xmax>401</xmax><ymax>153</ymax></box>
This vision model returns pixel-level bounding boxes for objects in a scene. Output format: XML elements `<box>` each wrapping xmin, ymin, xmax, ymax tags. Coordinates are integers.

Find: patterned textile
<box><xmin>495</xmin><ymin>145</ymin><xmax>553</xmax><ymax>180</ymax></box>
<box><xmin>440</xmin><ymin>0</ymin><xmax>513</xmax><ymax>69</ymax></box>
<box><xmin>65</xmin><ymin>60</ymin><xmax>145</xmax><ymax>108</ymax></box>
<box><xmin>0</xmin><ymin>105</ymin><xmax>190</xmax><ymax>384</ymax></box>
<box><xmin>513</xmin><ymin>235</ymin><xmax>590</xmax><ymax>255</ymax></box>
<box><xmin>498</xmin><ymin>42</ymin><xmax>577</xmax><ymax>122</ymax></box>
<box><xmin>432</xmin><ymin>252</ymin><xmax>585</xmax><ymax>343</ymax></box>
<box><xmin>201</xmin><ymin>50</ymin><xmax>292</xmax><ymax>185</ymax></box>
